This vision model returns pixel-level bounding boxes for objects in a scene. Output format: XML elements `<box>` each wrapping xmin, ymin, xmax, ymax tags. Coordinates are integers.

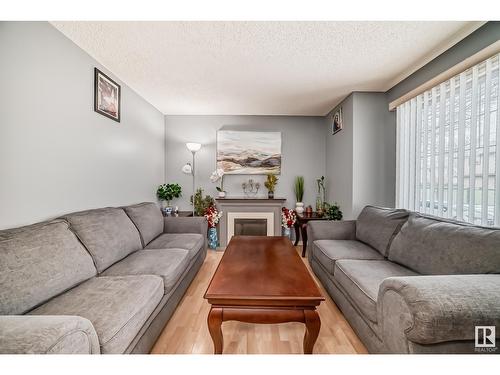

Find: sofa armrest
<box><xmin>0</xmin><ymin>315</ymin><xmax>100</xmax><ymax>354</ymax></box>
<box><xmin>306</xmin><ymin>220</ymin><xmax>356</xmax><ymax>260</ymax></box>
<box><xmin>307</xmin><ymin>220</ymin><xmax>356</xmax><ymax>241</ymax></box>
<box><xmin>164</xmin><ymin>216</ymin><xmax>208</xmax><ymax>249</ymax></box>
<box><xmin>378</xmin><ymin>275</ymin><xmax>500</xmax><ymax>352</ymax></box>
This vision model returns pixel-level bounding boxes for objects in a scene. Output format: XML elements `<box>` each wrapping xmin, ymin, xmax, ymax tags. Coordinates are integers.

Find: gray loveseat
<box><xmin>0</xmin><ymin>202</ymin><xmax>207</xmax><ymax>354</ymax></box>
<box><xmin>308</xmin><ymin>205</ymin><xmax>500</xmax><ymax>354</ymax></box>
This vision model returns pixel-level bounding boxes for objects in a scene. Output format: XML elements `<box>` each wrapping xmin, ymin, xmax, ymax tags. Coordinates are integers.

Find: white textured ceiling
<box><xmin>51</xmin><ymin>21</ymin><xmax>482</xmax><ymax>115</ymax></box>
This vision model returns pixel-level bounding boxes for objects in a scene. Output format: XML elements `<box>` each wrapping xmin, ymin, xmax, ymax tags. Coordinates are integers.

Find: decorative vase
<box><xmin>282</xmin><ymin>227</ymin><xmax>291</xmax><ymax>238</ymax></box>
<box><xmin>218</xmin><ymin>191</ymin><xmax>226</xmax><ymax>198</ymax></box>
<box><xmin>315</xmin><ymin>195</ymin><xmax>323</xmax><ymax>214</ymax></box>
<box><xmin>268</xmin><ymin>191</ymin><xmax>274</xmax><ymax>199</ymax></box>
<box><xmin>208</xmin><ymin>227</ymin><xmax>218</xmax><ymax>249</ymax></box>
<box><xmin>295</xmin><ymin>202</ymin><xmax>304</xmax><ymax>214</ymax></box>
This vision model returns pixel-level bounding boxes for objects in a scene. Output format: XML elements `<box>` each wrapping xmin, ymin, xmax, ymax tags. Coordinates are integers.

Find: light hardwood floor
<box><xmin>151</xmin><ymin>246</ymin><xmax>368</xmax><ymax>354</ymax></box>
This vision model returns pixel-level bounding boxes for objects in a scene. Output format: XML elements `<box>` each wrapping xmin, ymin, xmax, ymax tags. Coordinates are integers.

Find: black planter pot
<box><xmin>268</xmin><ymin>191</ymin><xmax>274</xmax><ymax>199</ymax></box>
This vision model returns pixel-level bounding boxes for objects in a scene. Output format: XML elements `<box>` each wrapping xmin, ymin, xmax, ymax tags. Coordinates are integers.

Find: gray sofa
<box><xmin>0</xmin><ymin>202</ymin><xmax>207</xmax><ymax>354</ymax></box>
<box><xmin>308</xmin><ymin>205</ymin><xmax>500</xmax><ymax>354</ymax></box>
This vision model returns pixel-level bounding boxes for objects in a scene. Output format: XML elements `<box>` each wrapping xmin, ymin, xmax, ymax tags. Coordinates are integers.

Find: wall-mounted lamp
<box><xmin>182</xmin><ymin>142</ymin><xmax>202</xmax><ymax>216</ymax></box>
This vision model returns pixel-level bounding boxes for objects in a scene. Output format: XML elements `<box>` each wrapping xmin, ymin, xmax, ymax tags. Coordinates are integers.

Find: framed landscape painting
<box><xmin>94</xmin><ymin>68</ymin><xmax>121</xmax><ymax>122</ymax></box>
<box><xmin>217</xmin><ymin>130</ymin><xmax>282</xmax><ymax>175</ymax></box>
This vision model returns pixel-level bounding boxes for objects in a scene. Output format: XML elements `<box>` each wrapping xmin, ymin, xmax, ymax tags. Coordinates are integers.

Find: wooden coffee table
<box><xmin>204</xmin><ymin>236</ymin><xmax>324</xmax><ymax>354</ymax></box>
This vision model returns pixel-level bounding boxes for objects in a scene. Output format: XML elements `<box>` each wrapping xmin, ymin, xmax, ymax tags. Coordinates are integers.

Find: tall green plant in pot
<box><xmin>294</xmin><ymin>176</ymin><xmax>305</xmax><ymax>214</ymax></box>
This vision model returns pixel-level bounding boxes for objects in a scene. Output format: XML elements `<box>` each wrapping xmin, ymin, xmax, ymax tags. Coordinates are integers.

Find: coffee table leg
<box><xmin>303</xmin><ymin>309</ymin><xmax>320</xmax><ymax>354</ymax></box>
<box><xmin>208</xmin><ymin>307</ymin><xmax>223</xmax><ymax>354</ymax></box>
<box><xmin>301</xmin><ymin>224</ymin><xmax>308</xmax><ymax>257</ymax></box>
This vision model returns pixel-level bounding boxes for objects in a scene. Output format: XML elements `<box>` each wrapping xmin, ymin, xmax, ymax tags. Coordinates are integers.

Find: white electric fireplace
<box><xmin>215</xmin><ymin>197</ymin><xmax>286</xmax><ymax>248</ymax></box>
<box><xmin>227</xmin><ymin>212</ymin><xmax>274</xmax><ymax>243</ymax></box>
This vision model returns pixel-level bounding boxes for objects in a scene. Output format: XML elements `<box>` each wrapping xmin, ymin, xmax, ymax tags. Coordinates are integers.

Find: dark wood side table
<box><xmin>294</xmin><ymin>212</ymin><xmax>329</xmax><ymax>258</ymax></box>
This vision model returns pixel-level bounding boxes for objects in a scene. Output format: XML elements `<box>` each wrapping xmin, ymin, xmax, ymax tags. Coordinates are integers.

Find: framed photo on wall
<box><xmin>332</xmin><ymin>107</ymin><xmax>343</xmax><ymax>134</ymax></box>
<box><xmin>94</xmin><ymin>68</ymin><xmax>121</xmax><ymax>122</ymax></box>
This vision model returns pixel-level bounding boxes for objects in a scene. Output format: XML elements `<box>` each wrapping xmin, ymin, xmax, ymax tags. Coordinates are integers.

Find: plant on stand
<box><xmin>294</xmin><ymin>176</ymin><xmax>305</xmax><ymax>214</ymax></box>
<box><xmin>264</xmin><ymin>174</ymin><xmax>278</xmax><ymax>199</ymax></box>
<box><xmin>281</xmin><ymin>207</ymin><xmax>296</xmax><ymax>239</ymax></box>
<box><xmin>210</xmin><ymin>168</ymin><xmax>226</xmax><ymax>198</ymax></box>
<box><xmin>204</xmin><ymin>204</ymin><xmax>223</xmax><ymax>249</ymax></box>
<box><xmin>156</xmin><ymin>183</ymin><xmax>182</xmax><ymax>215</ymax></box>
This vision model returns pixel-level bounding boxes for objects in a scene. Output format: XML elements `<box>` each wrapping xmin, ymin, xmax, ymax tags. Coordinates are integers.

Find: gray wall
<box><xmin>165</xmin><ymin>115</ymin><xmax>326</xmax><ymax>211</ymax></box>
<box><xmin>0</xmin><ymin>22</ymin><xmax>165</xmax><ymax>229</ymax></box>
<box><xmin>352</xmin><ymin>93</ymin><xmax>396</xmax><ymax>217</ymax></box>
<box><xmin>325</xmin><ymin>94</ymin><xmax>354</xmax><ymax>218</ymax></box>
<box><xmin>387</xmin><ymin>21</ymin><xmax>500</xmax><ymax>103</ymax></box>
<box><xmin>325</xmin><ymin>92</ymin><xmax>396</xmax><ymax>219</ymax></box>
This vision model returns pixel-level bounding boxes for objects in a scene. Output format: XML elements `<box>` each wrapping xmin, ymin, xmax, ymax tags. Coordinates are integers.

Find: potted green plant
<box><xmin>190</xmin><ymin>188</ymin><xmax>215</xmax><ymax>216</ymax></box>
<box><xmin>156</xmin><ymin>183</ymin><xmax>182</xmax><ymax>213</ymax></box>
<box><xmin>324</xmin><ymin>202</ymin><xmax>343</xmax><ymax>221</ymax></box>
<box><xmin>294</xmin><ymin>176</ymin><xmax>305</xmax><ymax>214</ymax></box>
<box><xmin>264</xmin><ymin>174</ymin><xmax>278</xmax><ymax>199</ymax></box>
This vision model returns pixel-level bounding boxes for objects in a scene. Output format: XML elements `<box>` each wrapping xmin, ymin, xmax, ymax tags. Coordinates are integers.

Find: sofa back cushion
<box><xmin>388</xmin><ymin>213</ymin><xmax>500</xmax><ymax>275</ymax></box>
<box><xmin>123</xmin><ymin>202</ymin><xmax>163</xmax><ymax>246</ymax></box>
<box><xmin>356</xmin><ymin>206</ymin><xmax>409</xmax><ymax>256</ymax></box>
<box><xmin>0</xmin><ymin>220</ymin><xmax>97</xmax><ymax>315</ymax></box>
<box><xmin>62</xmin><ymin>208</ymin><xmax>142</xmax><ymax>273</ymax></box>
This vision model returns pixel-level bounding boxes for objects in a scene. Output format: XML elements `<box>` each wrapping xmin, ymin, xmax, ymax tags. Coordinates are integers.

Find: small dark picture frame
<box><xmin>332</xmin><ymin>107</ymin><xmax>343</xmax><ymax>134</ymax></box>
<box><xmin>94</xmin><ymin>68</ymin><xmax>121</xmax><ymax>122</ymax></box>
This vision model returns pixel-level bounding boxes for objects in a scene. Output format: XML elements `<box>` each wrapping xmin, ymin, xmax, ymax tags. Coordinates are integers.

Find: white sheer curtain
<box><xmin>396</xmin><ymin>53</ymin><xmax>500</xmax><ymax>227</ymax></box>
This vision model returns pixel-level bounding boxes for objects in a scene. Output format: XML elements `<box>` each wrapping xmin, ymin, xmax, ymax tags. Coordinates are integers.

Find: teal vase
<box><xmin>208</xmin><ymin>227</ymin><xmax>218</xmax><ymax>249</ymax></box>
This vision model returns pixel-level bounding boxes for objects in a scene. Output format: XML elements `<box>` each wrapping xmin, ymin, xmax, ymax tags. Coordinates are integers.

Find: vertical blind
<box><xmin>396</xmin><ymin>53</ymin><xmax>500</xmax><ymax>227</ymax></box>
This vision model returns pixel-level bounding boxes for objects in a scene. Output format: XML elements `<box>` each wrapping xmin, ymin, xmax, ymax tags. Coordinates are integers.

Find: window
<box><xmin>396</xmin><ymin>53</ymin><xmax>500</xmax><ymax>226</ymax></box>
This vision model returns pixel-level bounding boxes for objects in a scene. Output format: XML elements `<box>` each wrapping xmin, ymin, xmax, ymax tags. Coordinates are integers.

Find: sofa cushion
<box><xmin>0</xmin><ymin>220</ymin><xmax>96</xmax><ymax>315</ymax></box>
<box><xmin>145</xmin><ymin>233</ymin><xmax>204</xmax><ymax>260</ymax></box>
<box><xmin>356</xmin><ymin>206</ymin><xmax>409</xmax><ymax>256</ymax></box>
<box><xmin>62</xmin><ymin>207</ymin><xmax>143</xmax><ymax>273</ymax></box>
<box><xmin>313</xmin><ymin>240</ymin><xmax>384</xmax><ymax>275</ymax></box>
<box><xmin>28</xmin><ymin>275</ymin><xmax>163</xmax><ymax>354</ymax></box>
<box><xmin>388</xmin><ymin>213</ymin><xmax>500</xmax><ymax>275</ymax></box>
<box><xmin>101</xmin><ymin>248</ymin><xmax>190</xmax><ymax>294</ymax></box>
<box><xmin>334</xmin><ymin>259</ymin><xmax>418</xmax><ymax>323</ymax></box>
<box><xmin>123</xmin><ymin>202</ymin><xmax>163</xmax><ymax>247</ymax></box>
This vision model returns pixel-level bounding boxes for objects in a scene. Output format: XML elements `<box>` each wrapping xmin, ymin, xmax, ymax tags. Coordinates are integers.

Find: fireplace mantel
<box><xmin>215</xmin><ymin>197</ymin><xmax>286</xmax><ymax>203</ymax></box>
<box><xmin>215</xmin><ymin>197</ymin><xmax>286</xmax><ymax>248</ymax></box>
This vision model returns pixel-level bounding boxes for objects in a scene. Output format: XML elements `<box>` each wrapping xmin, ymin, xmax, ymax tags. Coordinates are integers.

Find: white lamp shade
<box><xmin>181</xmin><ymin>163</ymin><xmax>193</xmax><ymax>174</ymax></box>
<box><xmin>186</xmin><ymin>142</ymin><xmax>201</xmax><ymax>152</ymax></box>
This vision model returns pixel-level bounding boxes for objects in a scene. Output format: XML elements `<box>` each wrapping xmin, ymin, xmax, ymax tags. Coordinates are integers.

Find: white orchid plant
<box><xmin>210</xmin><ymin>168</ymin><xmax>225</xmax><ymax>193</ymax></box>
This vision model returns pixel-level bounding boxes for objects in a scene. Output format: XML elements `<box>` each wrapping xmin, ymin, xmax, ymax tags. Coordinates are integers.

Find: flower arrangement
<box><xmin>204</xmin><ymin>204</ymin><xmax>223</xmax><ymax>228</ymax></box>
<box><xmin>281</xmin><ymin>207</ymin><xmax>296</xmax><ymax>228</ymax></box>
<box><xmin>210</xmin><ymin>168</ymin><xmax>226</xmax><ymax>195</ymax></box>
